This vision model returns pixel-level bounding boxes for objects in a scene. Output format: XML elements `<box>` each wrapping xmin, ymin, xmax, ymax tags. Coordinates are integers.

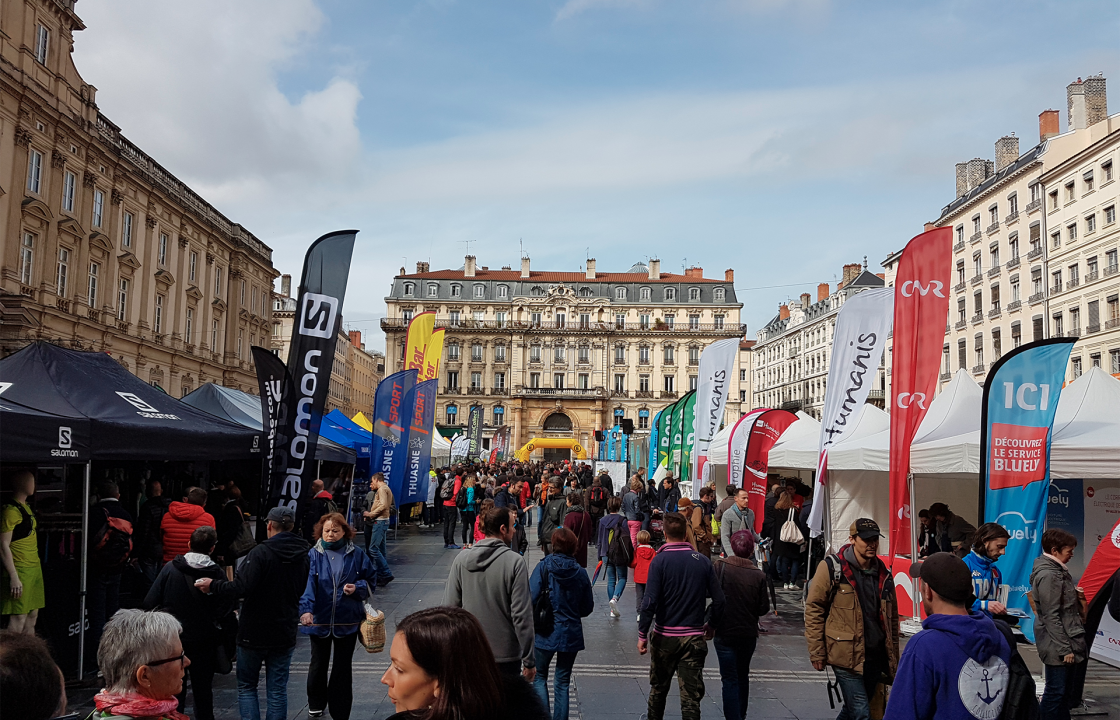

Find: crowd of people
<box><xmin>4</xmin><ymin>460</ymin><xmax>1120</xmax><ymax>720</ymax></box>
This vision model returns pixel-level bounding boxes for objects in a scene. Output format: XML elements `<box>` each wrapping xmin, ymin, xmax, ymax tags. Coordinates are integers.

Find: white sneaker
<box><xmin>609</xmin><ymin>598</ymin><xmax>620</xmax><ymax>618</ymax></box>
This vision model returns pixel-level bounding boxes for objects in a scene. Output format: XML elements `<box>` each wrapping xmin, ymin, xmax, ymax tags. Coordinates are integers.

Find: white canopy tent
<box><xmin>1050</xmin><ymin>366</ymin><xmax>1120</xmax><ymax>477</ymax></box>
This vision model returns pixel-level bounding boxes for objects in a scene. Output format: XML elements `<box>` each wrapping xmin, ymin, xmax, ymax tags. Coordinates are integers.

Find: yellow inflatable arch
<box><xmin>514</xmin><ymin>438</ymin><xmax>587</xmax><ymax>462</ymax></box>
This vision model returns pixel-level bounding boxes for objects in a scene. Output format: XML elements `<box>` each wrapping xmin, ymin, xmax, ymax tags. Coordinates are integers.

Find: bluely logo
<box><xmin>995</xmin><ymin>510</ymin><xmax>1037</xmax><ymax>544</ymax></box>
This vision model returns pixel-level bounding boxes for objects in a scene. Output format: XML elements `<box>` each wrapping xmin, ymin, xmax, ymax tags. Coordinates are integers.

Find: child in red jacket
<box><xmin>631</xmin><ymin>530</ymin><xmax>657</xmax><ymax>620</ymax></box>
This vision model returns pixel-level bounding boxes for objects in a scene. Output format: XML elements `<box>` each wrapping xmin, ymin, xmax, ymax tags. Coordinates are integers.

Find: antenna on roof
<box><xmin>520</xmin><ymin>238</ymin><xmax>525</xmax><ymax>259</ymax></box>
<box><xmin>459</xmin><ymin>239</ymin><xmax>473</xmax><ymax>255</ymax></box>
<box><xmin>863</xmin><ymin>255</ymin><xmax>868</xmax><ymax>270</ymax></box>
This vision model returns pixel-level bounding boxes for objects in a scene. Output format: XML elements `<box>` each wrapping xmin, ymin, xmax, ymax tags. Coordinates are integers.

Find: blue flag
<box><xmin>372</xmin><ymin>369</ymin><xmax>418</xmax><ymax>497</ymax></box>
<box><xmin>401</xmin><ymin>379</ymin><xmax>438</xmax><ymax>505</ymax></box>
<box><xmin>648</xmin><ymin>410</ymin><xmax>662</xmax><ymax>476</ymax></box>
<box><xmin>981</xmin><ymin>338</ymin><xmax>1075</xmax><ymax>641</ymax></box>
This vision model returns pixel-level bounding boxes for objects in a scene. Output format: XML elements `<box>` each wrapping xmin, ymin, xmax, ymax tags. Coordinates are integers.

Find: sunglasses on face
<box><xmin>146</xmin><ymin>651</ymin><xmax>186</xmax><ymax>668</ymax></box>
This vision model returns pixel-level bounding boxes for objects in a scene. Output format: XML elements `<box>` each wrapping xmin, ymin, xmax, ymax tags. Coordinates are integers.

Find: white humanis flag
<box><xmin>691</xmin><ymin>337</ymin><xmax>740</xmax><ymax>498</ymax></box>
<box><xmin>807</xmin><ymin>287</ymin><xmax>894</xmax><ymax>537</ymax></box>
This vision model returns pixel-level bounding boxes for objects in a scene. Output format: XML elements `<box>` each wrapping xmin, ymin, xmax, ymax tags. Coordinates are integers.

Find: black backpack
<box><xmin>606</xmin><ymin>520</ymin><xmax>634</xmax><ymax>566</ymax></box>
<box><xmin>456</xmin><ymin>484</ymin><xmax>470</xmax><ymax>509</ymax></box>
<box><xmin>533</xmin><ymin>563</ymin><xmax>555</xmax><ymax>636</ymax></box>
<box><xmin>440</xmin><ymin>478</ymin><xmax>455</xmax><ymax>501</ymax></box>
<box><xmin>589</xmin><ymin>487</ymin><xmax>608</xmax><ymax>509</ymax></box>
<box><xmin>92</xmin><ymin>507</ymin><xmax>133</xmax><ymax>569</ymax></box>
<box><xmin>994</xmin><ymin>620</ymin><xmax>1040</xmax><ymax>720</ymax></box>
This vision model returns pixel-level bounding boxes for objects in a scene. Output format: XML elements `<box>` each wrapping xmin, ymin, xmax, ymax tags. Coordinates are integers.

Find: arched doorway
<box><xmin>543</xmin><ymin>412</ymin><xmax>573</xmax><ymax>432</ymax></box>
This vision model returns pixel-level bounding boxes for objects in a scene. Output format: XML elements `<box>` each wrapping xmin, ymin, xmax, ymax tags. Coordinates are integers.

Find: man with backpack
<box><xmin>161</xmin><ymin>486</ymin><xmax>216</xmax><ymax>562</ymax></box>
<box><xmin>597</xmin><ymin>497</ymin><xmax>634</xmax><ymax>618</ymax></box>
<box><xmin>132</xmin><ymin>479</ymin><xmax>172</xmax><ymax>588</ymax></box>
<box><xmin>87</xmin><ymin>481</ymin><xmax>134</xmax><ymax>663</ymax></box>
<box><xmin>538</xmin><ymin>480</ymin><xmax>567</xmax><ymax>556</ymax></box>
<box><xmin>361</xmin><ymin>473</ymin><xmax>394</xmax><ymax>585</ymax></box>
<box><xmin>885</xmin><ymin>552</ymin><xmax>1015</xmax><ymax>720</ymax></box>
<box><xmin>805</xmin><ymin>518</ymin><xmax>900</xmax><ymax>720</ymax></box>
<box><xmin>301</xmin><ymin>479</ymin><xmax>337</xmax><ymax>542</ymax></box>
<box><xmin>440</xmin><ymin>469</ymin><xmax>462</xmax><ymax>549</ymax></box>
<box><xmin>587</xmin><ymin>477</ymin><xmax>609</xmax><ymax>540</ymax></box>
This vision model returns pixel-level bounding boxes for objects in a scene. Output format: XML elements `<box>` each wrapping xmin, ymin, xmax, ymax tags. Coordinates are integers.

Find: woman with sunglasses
<box><xmin>93</xmin><ymin>609</ymin><xmax>191</xmax><ymax>720</ymax></box>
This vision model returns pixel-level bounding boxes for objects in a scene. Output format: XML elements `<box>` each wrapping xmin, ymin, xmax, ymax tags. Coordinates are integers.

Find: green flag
<box><xmin>679</xmin><ymin>390</ymin><xmax>697</xmax><ymax>483</ymax></box>
<box><xmin>657</xmin><ymin>401</ymin><xmax>674</xmax><ymax>468</ymax></box>
<box><xmin>668</xmin><ymin>390</ymin><xmax>695</xmax><ymax>477</ymax></box>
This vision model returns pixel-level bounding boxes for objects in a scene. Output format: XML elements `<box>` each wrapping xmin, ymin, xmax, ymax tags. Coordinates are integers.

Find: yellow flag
<box><xmin>404</xmin><ymin>312</ymin><xmax>435</xmax><ymax>374</ymax></box>
<box><xmin>351</xmin><ymin>412</ymin><xmax>373</xmax><ymax>431</ymax></box>
<box><xmin>420</xmin><ymin>329</ymin><xmax>445</xmax><ymax>382</ymax></box>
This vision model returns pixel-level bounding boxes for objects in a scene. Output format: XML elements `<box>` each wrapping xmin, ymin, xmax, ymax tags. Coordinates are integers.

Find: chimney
<box><xmin>648</xmin><ymin>259</ymin><xmax>661</xmax><ymax>280</ymax></box>
<box><xmin>876</xmin><ymin>273</ymin><xmax>885</xmax><ymax>280</ymax></box>
<box><xmin>955</xmin><ymin>163</ymin><xmax>968</xmax><ymax>198</ymax></box>
<box><xmin>464</xmin><ymin>255</ymin><xmax>476</xmax><ymax>277</ymax></box>
<box><xmin>684</xmin><ymin>266</ymin><xmax>703</xmax><ymax>278</ymax></box>
<box><xmin>965</xmin><ymin>158</ymin><xmax>991</xmax><ymax>191</ymax></box>
<box><xmin>416</xmin><ymin>261</ymin><xmax>429</xmax><ymax>274</ymax></box>
<box><xmin>1068</xmin><ymin>78</ymin><xmax>1087</xmax><ymax>130</ymax></box>
<box><xmin>840</xmin><ymin>263</ymin><xmax>862</xmax><ymax>288</ymax></box>
<box><xmin>994</xmin><ymin>135</ymin><xmax>1019</xmax><ymax>172</ymax></box>
<box><xmin>281</xmin><ymin>274</ymin><xmax>291</xmax><ymax>298</ymax></box>
<box><xmin>348</xmin><ymin>330</ymin><xmax>362</xmax><ymax>348</ymax></box>
<box><xmin>724</xmin><ymin>269</ymin><xmax>734</xmax><ymax>282</ymax></box>
<box><xmin>817</xmin><ymin>282</ymin><xmax>830</xmax><ymax>301</ymax></box>
<box><xmin>520</xmin><ymin>256</ymin><xmax>530</xmax><ymax>279</ymax></box>
<box><xmin>779</xmin><ymin>304</ymin><xmax>790</xmax><ymax>321</ymax></box>
<box><xmin>923</xmin><ymin>222</ymin><xmax>936</xmax><ymax>232</ymax></box>
<box><xmin>585</xmin><ymin>258</ymin><xmax>596</xmax><ymax>280</ymax></box>
<box><xmin>1039</xmin><ymin>109</ymin><xmax>1060</xmax><ymax>141</ymax></box>
<box><xmin>800</xmin><ymin>292</ymin><xmax>811</xmax><ymax>308</ymax></box>
<box><xmin>1084</xmin><ymin>74</ymin><xmax>1107</xmax><ymax>126</ymax></box>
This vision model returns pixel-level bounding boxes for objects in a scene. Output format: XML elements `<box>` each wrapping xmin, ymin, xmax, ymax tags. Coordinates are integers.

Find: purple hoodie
<box><xmin>885</xmin><ymin>611</ymin><xmax>1011</xmax><ymax>720</ymax></box>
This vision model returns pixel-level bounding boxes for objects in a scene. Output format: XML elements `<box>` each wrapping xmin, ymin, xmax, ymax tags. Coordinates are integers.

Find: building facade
<box><xmin>917</xmin><ymin>75</ymin><xmax>1118</xmax><ymax>389</ymax></box>
<box><xmin>1</xmin><ymin>0</ymin><xmax>276</xmax><ymax>395</ymax></box>
<box><xmin>348</xmin><ymin>330</ymin><xmax>385</xmax><ymax>418</ymax></box>
<box><xmin>753</xmin><ymin>263</ymin><xmax>887</xmax><ymax>419</ymax></box>
<box><xmin>738</xmin><ymin>339</ymin><xmax>755</xmax><ymax>412</ymax></box>
<box><xmin>382</xmin><ymin>256</ymin><xmax>746</xmax><ymax>460</ymax></box>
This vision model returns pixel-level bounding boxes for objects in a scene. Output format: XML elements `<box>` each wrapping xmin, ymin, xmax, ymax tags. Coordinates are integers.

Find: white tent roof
<box><xmin>1051</xmin><ymin>366</ymin><xmax>1120</xmax><ymax>478</ymax></box>
<box><xmin>817</xmin><ymin>404</ymin><xmax>891</xmax><ymax>471</ymax></box>
<box><xmin>766</xmin><ymin>411</ymin><xmax>821</xmax><ymax>470</ymax></box>
<box><xmin>706</xmin><ymin>417</ymin><xmax>739</xmax><ymax>465</ymax></box>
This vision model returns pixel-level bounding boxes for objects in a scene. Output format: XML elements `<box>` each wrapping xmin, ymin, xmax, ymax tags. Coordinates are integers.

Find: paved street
<box><xmin>68</xmin><ymin>523</ymin><xmax>1119</xmax><ymax>720</ymax></box>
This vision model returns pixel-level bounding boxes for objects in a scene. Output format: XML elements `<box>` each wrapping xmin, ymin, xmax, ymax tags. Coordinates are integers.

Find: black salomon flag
<box><xmin>260</xmin><ymin>230</ymin><xmax>357</xmax><ymax>521</ymax></box>
<box><xmin>466</xmin><ymin>405</ymin><xmax>483</xmax><ymax>459</ymax></box>
<box><xmin>252</xmin><ymin>345</ymin><xmax>294</xmax><ymax>535</ymax></box>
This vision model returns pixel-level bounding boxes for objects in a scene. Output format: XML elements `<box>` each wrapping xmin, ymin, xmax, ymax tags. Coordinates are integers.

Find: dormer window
<box><xmin>474</xmin><ymin>284</ymin><xmax>485</xmax><ymax>298</ymax></box>
<box><xmin>428</xmin><ymin>284</ymin><xmax>439</xmax><ymax>297</ymax></box>
<box><xmin>640</xmin><ymin>287</ymin><xmax>651</xmax><ymax>301</ymax></box>
<box><xmin>580</xmin><ymin>287</ymin><xmax>593</xmax><ymax>297</ymax></box>
<box><xmin>531</xmin><ymin>285</ymin><xmax>544</xmax><ymax>297</ymax></box>
<box><xmin>714</xmin><ymin>287</ymin><xmax>725</xmax><ymax>302</ymax></box>
<box><xmin>616</xmin><ymin>287</ymin><xmax>626</xmax><ymax>300</ymax></box>
<box><xmin>688</xmin><ymin>287</ymin><xmax>700</xmax><ymax>301</ymax></box>
<box><xmin>403</xmin><ymin>282</ymin><xmax>415</xmax><ymax>297</ymax></box>
<box><xmin>450</xmin><ymin>284</ymin><xmax>462</xmax><ymax>298</ymax></box>
<box><xmin>497</xmin><ymin>285</ymin><xmax>508</xmax><ymax>299</ymax></box>
<box><xmin>664</xmin><ymin>287</ymin><xmax>677</xmax><ymax>301</ymax></box>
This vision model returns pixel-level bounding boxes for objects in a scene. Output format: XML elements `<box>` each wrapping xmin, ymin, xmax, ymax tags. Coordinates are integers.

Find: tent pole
<box><xmin>78</xmin><ymin>461</ymin><xmax>91</xmax><ymax>681</ymax></box>
<box><xmin>908</xmin><ymin>472</ymin><xmax>920</xmax><ymax>620</ymax></box>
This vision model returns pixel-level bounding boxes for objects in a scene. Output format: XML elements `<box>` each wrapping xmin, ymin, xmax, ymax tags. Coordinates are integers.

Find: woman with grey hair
<box><xmin>93</xmin><ymin>609</ymin><xmax>191</xmax><ymax>720</ymax></box>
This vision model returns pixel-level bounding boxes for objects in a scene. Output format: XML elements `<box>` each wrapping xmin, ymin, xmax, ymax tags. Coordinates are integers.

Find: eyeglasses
<box><xmin>146</xmin><ymin>651</ymin><xmax>186</xmax><ymax>668</ymax></box>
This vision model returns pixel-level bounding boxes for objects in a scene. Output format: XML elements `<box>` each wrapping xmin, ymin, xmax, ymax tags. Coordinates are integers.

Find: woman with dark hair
<box><xmin>460</xmin><ymin>475</ymin><xmax>480</xmax><ymax>549</ymax></box>
<box><xmin>561</xmin><ymin>492</ymin><xmax>593</xmax><ymax>568</ymax></box>
<box><xmin>299</xmin><ymin>512</ymin><xmax>378</xmax><ymax>720</ymax></box>
<box><xmin>0</xmin><ymin>629</ymin><xmax>66</xmax><ymax>720</ymax></box>
<box><xmin>530</xmin><ymin>528</ymin><xmax>595</xmax><ymax>720</ymax></box>
<box><xmin>381</xmin><ymin>606</ymin><xmax>547</xmax><ymax>720</ymax></box>
<box><xmin>1031</xmin><ymin>528</ymin><xmax>1087</xmax><ymax>720</ymax></box>
<box><xmin>767</xmin><ymin>489</ymin><xmax>803</xmax><ymax>590</ymax></box>
<box><xmin>712</xmin><ymin>531</ymin><xmax>769</xmax><ymax>720</ymax></box>
<box><xmin>962</xmin><ymin>522</ymin><xmax>1011</xmax><ymax>618</ymax></box>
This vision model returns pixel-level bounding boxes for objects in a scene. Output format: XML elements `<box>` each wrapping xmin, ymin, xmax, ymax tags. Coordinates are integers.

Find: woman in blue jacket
<box><xmin>962</xmin><ymin>522</ymin><xmax>1011</xmax><ymax>617</ymax></box>
<box><xmin>299</xmin><ymin>512</ymin><xmax>378</xmax><ymax>720</ymax></box>
<box><xmin>530</xmin><ymin>528</ymin><xmax>595</xmax><ymax>720</ymax></box>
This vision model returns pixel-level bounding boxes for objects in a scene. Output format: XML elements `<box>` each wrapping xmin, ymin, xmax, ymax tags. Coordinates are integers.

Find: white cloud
<box><xmin>555</xmin><ymin>0</ymin><xmax>649</xmax><ymax>21</ymax></box>
<box><xmin>73</xmin><ymin>0</ymin><xmax>362</xmax><ymax>208</ymax></box>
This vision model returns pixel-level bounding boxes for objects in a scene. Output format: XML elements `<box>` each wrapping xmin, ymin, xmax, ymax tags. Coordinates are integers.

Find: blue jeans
<box><xmin>1040</xmin><ymin>662</ymin><xmax>1085</xmax><ymax>720</ymax></box>
<box><xmin>366</xmin><ymin>521</ymin><xmax>393</xmax><ymax>581</ymax></box>
<box><xmin>832</xmin><ymin>647</ymin><xmax>887</xmax><ymax>720</ymax></box>
<box><xmin>606</xmin><ymin>563</ymin><xmax>627</xmax><ymax>601</ymax></box>
<box><xmin>776</xmin><ymin>555</ymin><xmax>801</xmax><ymax>584</ymax></box>
<box><xmin>714</xmin><ymin>636</ymin><xmax>757</xmax><ymax>720</ymax></box>
<box><xmin>236</xmin><ymin>645</ymin><xmax>295</xmax><ymax>720</ymax></box>
<box><xmin>534</xmin><ymin>648</ymin><xmax>578</xmax><ymax>720</ymax></box>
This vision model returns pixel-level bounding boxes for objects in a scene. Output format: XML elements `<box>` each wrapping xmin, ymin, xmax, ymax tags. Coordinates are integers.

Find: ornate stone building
<box><xmin>1</xmin><ymin>0</ymin><xmax>276</xmax><ymax>394</ymax></box>
<box><xmin>382</xmin><ymin>256</ymin><xmax>746</xmax><ymax>462</ymax></box>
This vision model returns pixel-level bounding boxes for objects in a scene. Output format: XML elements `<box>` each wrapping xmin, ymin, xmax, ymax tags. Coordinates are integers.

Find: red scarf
<box><xmin>94</xmin><ymin>690</ymin><xmax>188</xmax><ymax>720</ymax></box>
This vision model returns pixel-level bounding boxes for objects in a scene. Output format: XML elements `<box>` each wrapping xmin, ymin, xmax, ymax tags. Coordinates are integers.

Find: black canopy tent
<box><xmin>0</xmin><ymin>342</ymin><xmax>263</xmax><ymax>678</ymax></box>
<box><xmin>181</xmin><ymin>382</ymin><xmax>357</xmax><ymax>464</ymax></box>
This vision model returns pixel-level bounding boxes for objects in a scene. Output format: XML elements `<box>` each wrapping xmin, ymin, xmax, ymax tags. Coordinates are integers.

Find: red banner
<box><xmin>889</xmin><ymin>227</ymin><xmax>952</xmax><ymax>559</ymax></box>
<box><xmin>744</xmin><ymin>409</ymin><xmax>797</xmax><ymax>532</ymax></box>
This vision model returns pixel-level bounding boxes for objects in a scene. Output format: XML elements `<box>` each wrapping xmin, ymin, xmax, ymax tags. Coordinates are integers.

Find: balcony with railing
<box><xmin>954</xmin><ymin>319</ymin><xmax>967</xmax><ymax>330</ymax></box>
<box><xmin>988</xmin><ymin>306</ymin><xmax>1002</xmax><ymax>318</ymax></box>
<box><xmin>988</xmin><ymin>266</ymin><xmax>1001</xmax><ymax>278</ymax></box>
<box><xmin>490</xmin><ymin>387</ymin><xmax>508</xmax><ymax>395</ymax></box>
<box><xmin>940</xmin><ymin>371</ymin><xmax>952</xmax><ymax>381</ymax></box>
<box><xmin>1006</xmin><ymin>300</ymin><xmax>1022</xmax><ymax>312</ymax></box>
<box><xmin>954</xmin><ymin>281</ymin><xmax>966</xmax><ymax>293</ymax></box>
<box><xmin>971</xmin><ymin>313</ymin><xmax>984</xmax><ymax>325</ymax></box>
<box><xmin>971</xmin><ymin>274</ymin><xmax>984</xmax><ymax>286</ymax></box>
<box><xmin>1026</xmin><ymin>199</ymin><xmax>1042</xmax><ymax>214</ymax></box>
<box><xmin>517</xmin><ymin>386</ymin><xmax>607</xmax><ymax>398</ymax></box>
<box><xmin>1106</xmin><ymin>318</ymin><xmax>1120</xmax><ymax>330</ymax></box>
<box><xmin>635</xmin><ymin>390</ymin><xmax>654</xmax><ymax>399</ymax></box>
<box><xmin>1029</xmin><ymin>292</ymin><xmax>1045</xmax><ymax>304</ymax></box>
<box><xmin>1106</xmin><ymin>264</ymin><xmax>1120</xmax><ymax>278</ymax></box>
<box><xmin>380</xmin><ymin>317</ymin><xmax>746</xmax><ymax>334</ymax></box>
<box><xmin>1066</xmin><ymin>329</ymin><xmax>1081</xmax><ymax>339</ymax></box>
<box><xmin>972</xmin><ymin>363</ymin><xmax>986</xmax><ymax>374</ymax></box>
<box><xmin>1027</xmin><ymin>247</ymin><xmax>1044</xmax><ymax>261</ymax></box>
<box><xmin>970</xmin><ymin>232</ymin><xmax>983</xmax><ymax>244</ymax></box>
<box><xmin>953</xmin><ymin>240</ymin><xmax>965</xmax><ymax>253</ymax></box>
<box><xmin>1086</xmin><ymin>325</ymin><xmax>1100</xmax><ymax>335</ymax></box>
<box><xmin>1004</xmin><ymin>211</ymin><xmax>1019</xmax><ymax>225</ymax></box>
<box><xmin>1006</xmin><ymin>256</ymin><xmax>1020</xmax><ymax>270</ymax></box>
<box><xmin>986</xmin><ymin>222</ymin><xmax>1000</xmax><ymax>235</ymax></box>
<box><xmin>1067</xmin><ymin>278</ymin><xmax>1080</xmax><ymax>290</ymax></box>
<box><xmin>1051</xmin><ymin>284</ymin><xmax>1063</xmax><ymax>295</ymax></box>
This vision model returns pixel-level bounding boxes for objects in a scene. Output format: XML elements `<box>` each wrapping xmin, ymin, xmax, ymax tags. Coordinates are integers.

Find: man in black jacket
<box><xmin>538</xmin><ymin>480</ymin><xmax>566</xmax><ymax>555</ymax></box>
<box><xmin>197</xmin><ymin>506</ymin><xmax>310</xmax><ymax>720</ymax></box>
<box><xmin>144</xmin><ymin>525</ymin><xmax>234</xmax><ymax>720</ymax></box>
<box><xmin>133</xmin><ymin>479</ymin><xmax>172</xmax><ymax>588</ymax></box>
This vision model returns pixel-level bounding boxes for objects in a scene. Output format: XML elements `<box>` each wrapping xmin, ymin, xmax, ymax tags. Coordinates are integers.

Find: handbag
<box><xmin>228</xmin><ymin>521</ymin><xmax>256</xmax><ymax>559</ymax></box>
<box><xmin>533</xmin><ymin>565</ymin><xmax>555</xmax><ymax>636</ymax></box>
<box><xmin>780</xmin><ymin>508</ymin><xmax>806</xmax><ymax>546</ymax></box>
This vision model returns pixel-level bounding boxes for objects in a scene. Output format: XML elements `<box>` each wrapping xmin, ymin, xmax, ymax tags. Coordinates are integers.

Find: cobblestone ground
<box><xmin>69</xmin><ymin>523</ymin><xmax>1119</xmax><ymax>720</ymax></box>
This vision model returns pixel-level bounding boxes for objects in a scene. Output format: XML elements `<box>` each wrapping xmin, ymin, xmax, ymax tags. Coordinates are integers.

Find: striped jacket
<box><xmin>638</xmin><ymin>541</ymin><xmax>724</xmax><ymax>641</ymax></box>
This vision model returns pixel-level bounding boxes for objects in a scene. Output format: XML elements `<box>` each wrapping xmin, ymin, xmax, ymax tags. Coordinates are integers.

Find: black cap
<box><xmin>849</xmin><ymin>518</ymin><xmax>882</xmax><ymax>540</ymax></box>
<box><xmin>915</xmin><ymin>552</ymin><xmax>973</xmax><ymax>604</ymax></box>
<box><xmin>266</xmin><ymin>506</ymin><xmax>296</xmax><ymax>524</ymax></box>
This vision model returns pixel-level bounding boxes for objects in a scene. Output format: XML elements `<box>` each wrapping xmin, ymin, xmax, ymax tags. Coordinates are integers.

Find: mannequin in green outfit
<box><xmin>1</xmin><ymin>470</ymin><xmax>46</xmax><ymax>633</ymax></box>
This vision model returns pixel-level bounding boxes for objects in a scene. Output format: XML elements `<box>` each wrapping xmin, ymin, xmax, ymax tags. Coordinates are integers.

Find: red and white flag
<box><xmin>888</xmin><ymin>227</ymin><xmax>952</xmax><ymax>559</ymax></box>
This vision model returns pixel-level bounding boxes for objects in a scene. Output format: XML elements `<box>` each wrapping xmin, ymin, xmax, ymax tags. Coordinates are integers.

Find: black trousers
<box><xmin>307</xmin><ymin>633</ymin><xmax>358</xmax><ymax>720</ymax></box>
<box><xmin>178</xmin><ymin>641</ymin><xmax>217</xmax><ymax>720</ymax></box>
<box><xmin>443</xmin><ymin>509</ymin><xmax>458</xmax><ymax>545</ymax></box>
<box><xmin>460</xmin><ymin>511</ymin><xmax>476</xmax><ymax>545</ymax></box>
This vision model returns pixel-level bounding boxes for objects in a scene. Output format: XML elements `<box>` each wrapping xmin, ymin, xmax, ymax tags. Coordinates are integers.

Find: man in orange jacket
<box><xmin>161</xmin><ymin>486</ymin><xmax>216</xmax><ymax>563</ymax></box>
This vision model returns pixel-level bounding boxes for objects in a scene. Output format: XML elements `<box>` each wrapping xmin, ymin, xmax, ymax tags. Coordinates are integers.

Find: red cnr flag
<box><xmin>744</xmin><ymin>409</ymin><xmax>797</xmax><ymax>532</ymax></box>
<box><xmin>889</xmin><ymin>227</ymin><xmax>952</xmax><ymax>558</ymax></box>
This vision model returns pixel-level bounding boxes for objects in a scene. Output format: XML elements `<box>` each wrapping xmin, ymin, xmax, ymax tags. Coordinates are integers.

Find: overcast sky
<box><xmin>73</xmin><ymin>0</ymin><xmax>1119</xmax><ymax>351</ymax></box>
